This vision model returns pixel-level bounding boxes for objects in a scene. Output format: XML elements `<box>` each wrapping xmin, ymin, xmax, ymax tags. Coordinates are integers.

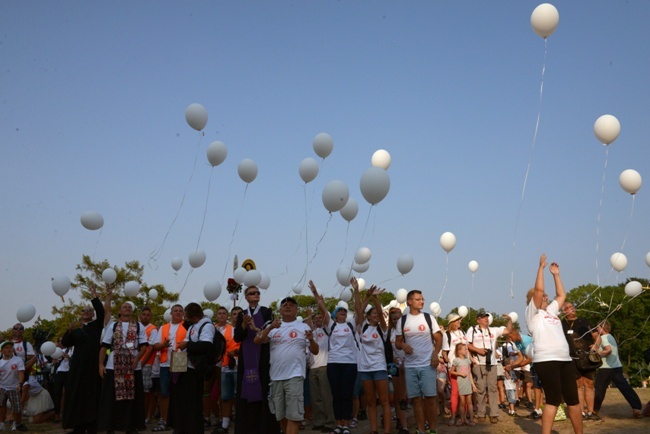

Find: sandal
<box><xmin>456</xmin><ymin>419</ymin><xmax>464</xmax><ymax>426</ymax></box>
<box><xmin>448</xmin><ymin>419</ymin><xmax>456</xmax><ymax>426</ymax></box>
<box><xmin>152</xmin><ymin>424</ymin><xmax>169</xmax><ymax>432</ymax></box>
<box><xmin>467</xmin><ymin>420</ymin><xmax>476</xmax><ymax>427</ymax></box>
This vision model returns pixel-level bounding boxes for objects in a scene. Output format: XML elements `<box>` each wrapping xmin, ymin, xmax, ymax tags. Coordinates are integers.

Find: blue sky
<box><xmin>1</xmin><ymin>1</ymin><xmax>649</xmax><ymax>330</ymax></box>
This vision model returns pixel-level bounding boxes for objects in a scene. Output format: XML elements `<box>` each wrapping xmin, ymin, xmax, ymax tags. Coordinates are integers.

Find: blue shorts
<box><xmin>353</xmin><ymin>373</ymin><xmax>363</xmax><ymax>397</ymax></box>
<box><xmin>160</xmin><ymin>367</ymin><xmax>171</xmax><ymax>398</ymax></box>
<box><xmin>221</xmin><ymin>370</ymin><xmax>237</xmax><ymax>401</ymax></box>
<box><xmin>358</xmin><ymin>370</ymin><xmax>389</xmax><ymax>382</ymax></box>
<box><xmin>405</xmin><ymin>365</ymin><xmax>437</xmax><ymax>399</ymax></box>
<box><xmin>506</xmin><ymin>389</ymin><xmax>517</xmax><ymax>404</ymax></box>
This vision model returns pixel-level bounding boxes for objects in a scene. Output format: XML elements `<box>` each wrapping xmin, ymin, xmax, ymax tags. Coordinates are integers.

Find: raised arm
<box><xmin>549</xmin><ymin>261</ymin><xmax>566</xmax><ymax>307</ymax></box>
<box><xmin>532</xmin><ymin>254</ymin><xmax>547</xmax><ymax>308</ymax></box>
<box><xmin>373</xmin><ymin>289</ymin><xmax>388</xmax><ymax>332</ymax></box>
<box><xmin>308</xmin><ymin>280</ymin><xmax>330</xmax><ymax>327</ymax></box>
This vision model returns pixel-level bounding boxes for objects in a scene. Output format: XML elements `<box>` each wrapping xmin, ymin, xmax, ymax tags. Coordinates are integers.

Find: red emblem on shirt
<box><xmin>372</xmin><ymin>333</ymin><xmax>378</xmax><ymax>339</ymax></box>
<box><xmin>289</xmin><ymin>331</ymin><xmax>298</xmax><ymax>339</ymax></box>
<box><xmin>15</xmin><ymin>347</ymin><xmax>22</xmax><ymax>353</ymax></box>
<box><xmin>418</xmin><ymin>325</ymin><xmax>426</xmax><ymax>331</ymax></box>
<box><xmin>11</xmin><ymin>364</ymin><xmax>17</xmax><ymax>370</ymax></box>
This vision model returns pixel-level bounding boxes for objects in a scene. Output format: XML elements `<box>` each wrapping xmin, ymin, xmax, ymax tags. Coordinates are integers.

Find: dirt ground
<box><xmin>24</xmin><ymin>387</ymin><xmax>650</xmax><ymax>433</ymax></box>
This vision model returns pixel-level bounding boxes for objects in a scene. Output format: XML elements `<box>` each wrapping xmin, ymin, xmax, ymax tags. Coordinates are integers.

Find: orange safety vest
<box><xmin>220</xmin><ymin>323</ymin><xmax>240</xmax><ymax>367</ymax></box>
<box><xmin>144</xmin><ymin>324</ymin><xmax>157</xmax><ymax>365</ymax></box>
<box><xmin>159</xmin><ymin>322</ymin><xmax>187</xmax><ymax>364</ymax></box>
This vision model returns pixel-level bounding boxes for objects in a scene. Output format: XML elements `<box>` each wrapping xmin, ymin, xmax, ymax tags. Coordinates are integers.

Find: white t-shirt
<box><xmin>442</xmin><ymin>329</ymin><xmax>467</xmax><ymax>368</ymax></box>
<box><xmin>143</xmin><ymin>325</ymin><xmax>159</xmax><ymax>365</ymax></box>
<box><xmin>0</xmin><ymin>355</ymin><xmax>25</xmax><ymax>389</ymax></box>
<box><xmin>525</xmin><ymin>299</ymin><xmax>570</xmax><ymax>363</ymax></box>
<box><xmin>158</xmin><ymin>322</ymin><xmax>183</xmax><ymax>368</ymax></box>
<box><xmin>102</xmin><ymin>321</ymin><xmax>148</xmax><ymax>370</ymax></box>
<box><xmin>396</xmin><ymin>312</ymin><xmax>441</xmax><ymax>368</ymax></box>
<box><xmin>268</xmin><ymin>320</ymin><xmax>312</xmax><ymax>381</ymax></box>
<box><xmin>309</xmin><ymin>327</ymin><xmax>329</xmax><ymax>369</ymax></box>
<box><xmin>358</xmin><ymin>323</ymin><xmax>387</xmax><ymax>372</ymax></box>
<box><xmin>12</xmin><ymin>341</ymin><xmax>34</xmax><ymax>363</ymax></box>
<box><xmin>389</xmin><ymin>327</ymin><xmax>406</xmax><ymax>366</ymax></box>
<box><xmin>327</xmin><ymin>322</ymin><xmax>358</xmax><ymax>364</ymax></box>
<box><xmin>57</xmin><ymin>348</ymin><xmax>73</xmax><ymax>373</ymax></box>
<box><xmin>184</xmin><ymin>317</ymin><xmax>216</xmax><ymax>370</ymax></box>
<box><xmin>466</xmin><ymin>325</ymin><xmax>505</xmax><ymax>366</ymax></box>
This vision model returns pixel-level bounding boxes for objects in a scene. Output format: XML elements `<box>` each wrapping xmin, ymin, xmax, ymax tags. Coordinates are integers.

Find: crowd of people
<box><xmin>1</xmin><ymin>259</ymin><xmax>649</xmax><ymax>434</ymax></box>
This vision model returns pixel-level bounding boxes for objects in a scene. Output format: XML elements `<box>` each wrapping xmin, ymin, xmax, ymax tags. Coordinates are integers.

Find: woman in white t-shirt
<box><xmin>442</xmin><ymin>313</ymin><xmax>466</xmax><ymax>426</ymax></box>
<box><xmin>353</xmin><ymin>279</ymin><xmax>391</xmax><ymax>434</ymax></box>
<box><xmin>524</xmin><ymin>254</ymin><xmax>582</xmax><ymax>434</ymax></box>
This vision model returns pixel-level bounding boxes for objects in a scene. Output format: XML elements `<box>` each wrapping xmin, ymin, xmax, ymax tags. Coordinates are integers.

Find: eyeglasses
<box><xmin>81</xmin><ymin>308</ymin><xmax>93</xmax><ymax>313</ymax></box>
<box><xmin>13</xmin><ymin>326</ymin><xmax>24</xmax><ymax>331</ymax></box>
<box><xmin>246</xmin><ymin>291</ymin><xmax>261</xmax><ymax>296</ymax></box>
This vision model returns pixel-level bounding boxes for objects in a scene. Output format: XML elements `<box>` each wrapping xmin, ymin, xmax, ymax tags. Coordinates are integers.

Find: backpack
<box><xmin>399</xmin><ymin>312</ymin><xmax>435</xmax><ymax>342</ymax></box>
<box><xmin>362</xmin><ymin>323</ymin><xmax>394</xmax><ymax>366</ymax></box>
<box><xmin>196</xmin><ymin>322</ymin><xmax>227</xmax><ymax>374</ymax></box>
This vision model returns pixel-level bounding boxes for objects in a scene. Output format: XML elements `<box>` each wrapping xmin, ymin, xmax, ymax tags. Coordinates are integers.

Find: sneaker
<box><xmin>349</xmin><ymin>419</ymin><xmax>358</xmax><ymax>428</ymax></box>
<box><xmin>498</xmin><ymin>403</ymin><xmax>506</xmax><ymax>409</ymax></box>
<box><xmin>529</xmin><ymin>410</ymin><xmax>542</xmax><ymax>420</ymax></box>
<box><xmin>509</xmin><ymin>411</ymin><xmax>517</xmax><ymax>417</ymax></box>
<box><xmin>588</xmin><ymin>412</ymin><xmax>603</xmax><ymax>422</ymax></box>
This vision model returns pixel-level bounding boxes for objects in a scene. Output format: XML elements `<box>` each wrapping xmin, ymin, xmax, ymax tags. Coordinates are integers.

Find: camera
<box><xmin>485</xmin><ymin>348</ymin><xmax>493</xmax><ymax>371</ymax></box>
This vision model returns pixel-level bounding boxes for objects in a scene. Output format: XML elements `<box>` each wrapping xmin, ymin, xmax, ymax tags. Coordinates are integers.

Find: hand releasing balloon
<box><xmin>360</xmin><ymin>167</ymin><xmax>390</xmax><ymax>205</ymax></box>
<box><xmin>371</xmin><ymin>149</ymin><xmax>392</xmax><ymax>170</ymax></box>
<box><xmin>397</xmin><ymin>254</ymin><xmax>414</xmax><ymax>275</ymax></box>
<box><xmin>468</xmin><ymin>260</ymin><xmax>479</xmax><ymax>273</ymax></box>
<box><xmin>238</xmin><ymin>159</ymin><xmax>258</xmax><ymax>184</ymax></box>
<box><xmin>299</xmin><ymin>157</ymin><xmax>319</xmax><ymax>183</ymax></box>
<box><xmin>610</xmin><ymin>252</ymin><xmax>627</xmax><ymax>272</ymax></box>
<box><xmin>322</xmin><ymin>180</ymin><xmax>350</xmax><ymax>213</ymax></box>
<box><xmin>80</xmin><ymin>211</ymin><xmax>104</xmax><ymax>231</ymax></box>
<box><xmin>594</xmin><ymin>114</ymin><xmax>621</xmax><ymax>145</ymax></box>
<box><xmin>185</xmin><ymin>103</ymin><xmax>208</xmax><ymax>131</ymax></box>
<box><xmin>530</xmin><ymin>3</ymin><xmax>559</xmax><ymax>38</ymax></box>
<box><xmin>340</xmin><ymin>198</ymin><xmax>359</xmax><ymax>222</ymax></box>
<box><xmin>619</xmin><ymin>169</ymin><xmax>642</xmax><ymax>195</ymax></box>
<box><xmin>313</xmin><ymin>132</ymin><xmax>333</xmax><ymax>159</ymax></box>
<box><xmin>207</xmin><ymin>141</ymin><xmax>228</xmax><ymax>167</ymax></box>
<box><xmin>440</xmin><ymin>232</ymin><xmax>457</xmax><ymax>253</ymax></box>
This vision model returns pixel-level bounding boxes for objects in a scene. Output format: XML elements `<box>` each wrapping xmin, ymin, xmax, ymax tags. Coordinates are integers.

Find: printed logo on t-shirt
<box><xmin>289</xmin><ymin>330</ymin><xmax>298</xmax><ymax>339</ymax></box>
<box><xmin>317</xmin><ymin>332</ymin><xmax>324</xmax><ymax>338</ymax></box>
<box><xmin>418</xmin><ymin>324</ymin><xmax>426</xmax><ymax>331</ymax></box>
<box><xmin>343</xmin><ymin>328</ymin><xmax>349</xmax><ymax>332</ymax></box>
<box><xmin>404</xmin><ymin>327</ymin><xmax>411</xmax><ymax>333</ymax></box>
<box><xmin>543</xmin><ymin>314</ymin><xmax>560</xmax><ymax>325</ymax></box>
<box><xmin>15</xmin><ymin>347</ymin><xmax>22</xmax><ymax>353</ymax></box>
<box><xmin>372</xmin><ymin>332</ymin><xmax>378</xmax><ymax>339</ymax></box>
<box><xmin>11</xmin><ymin>364</ymin><xmax>17</xmax><ymax>370</ymax></box>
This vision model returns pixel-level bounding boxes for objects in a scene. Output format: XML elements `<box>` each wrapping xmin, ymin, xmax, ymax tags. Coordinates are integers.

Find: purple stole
<box><xmin>240</xmin><ymin>307</ymin><xmax>264</xmax><ymax>402</ymax></box>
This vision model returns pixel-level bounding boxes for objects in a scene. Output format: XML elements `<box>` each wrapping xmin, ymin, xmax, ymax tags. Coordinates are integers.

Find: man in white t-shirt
<box><xmin>306</xmin><ymin>306</ymin><xmax>336</xmax><ymax>432</ymax></box>
<box><xmin>395</xmin><ymin>290</ymin><xmax>442</xmax><ymax>434</ymax></box>
<box><xmin>255</xmin><ymin>296</ymin><xmax>318</xmax><ymax>434</ymax></box>
<box><xmin>467</xmin><ymin>310</ymin><xmax>512</xmax><ymax>423</ymax></box>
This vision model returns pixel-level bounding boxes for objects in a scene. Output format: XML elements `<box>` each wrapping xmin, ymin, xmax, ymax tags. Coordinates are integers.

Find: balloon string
<box><xmin>178</xmin><ymin>268</ymin><xmax>194</xmax><ymax>296</ymax></box>
<box><xmin>309</xmin><ymin>213</ymin><xmax>332</xmax><ymax>264</ymax></box>
<box><xmin>194</xmin><ymin>167</ymin><xmax>214</xmax><ymax>251</ymax></box>
<box><xmin>293</xmin><ymin>186</ymin><xmax>311</xmax><ymax>288</ymax></box>
<box><xmin>595</xmin><ymin>147</ymin><xmax>609</xmax><ymax>287</ymax></box>
<box><xmin>148</xmin><ymin>135</ymin><xmax>203</xmax><ymax>269</ymax></box>
<box><xmin>378</xmin><ymin>274</ymin><xmax>401</xmax><ymax>285</ymax></box>
<box><xmin>438</xmin><ymin>253</ymin><xmax>450</xmax><ymax>303</ymax></box>
<box><xmin>92</xmin><ymin>227</ymin><xmax>103</xmax><ymax>263</ymax></box>
<box><xmin>342</xmin><ymin>206</ymin><xmax>374</xmax><ymax>293</ymax></box>
<box><xmin>509</xmin><ymin>38</ymin><xmax>548</xmax><ymax>299</ymax></box>
<box><xmin>469</xmin><ymin>273</ymin><xmax>475</xmax><ymax>307</ymax></box>
<box><xmin>617</xmin><ymin>195</ymin><xmax>635</xmax><ymax>253</ymax></box>
<box><xmin>221</xmin><ymin>184</ymin><xmax>249</xmax><ymax>282</ymax></box>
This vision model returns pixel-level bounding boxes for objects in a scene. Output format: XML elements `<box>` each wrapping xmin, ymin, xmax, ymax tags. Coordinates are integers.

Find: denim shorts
<box><xmin>405</xmin><ymin>365</ymin><xmax>437</xmax><ymax>398</ymax></box>
<box><xmin>358</xmin><ymin>370</ymin><xmax>389</xmax><ymax>382</ymax></box>
<box><xmin>221</xmin><ymin>370</ymin><xmax>237</xmax><ymax>401</ymax></box>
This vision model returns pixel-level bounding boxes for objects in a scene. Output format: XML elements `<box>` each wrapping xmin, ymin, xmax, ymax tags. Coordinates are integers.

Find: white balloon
<box><xmin>594</xmin><ymin>114</ymin><xmax>621</xmax><ymax>145</ymax></box>
<box><xmin>243</xmin><ymin>270</ymin><xmax>262</xmax><ymax>287</ymax></box>
<box><xmin>487</xmin><ymin>313</ymin><xmax>494</xmax><ymax>326</ymax></box>
<box><xmin>509</xmin><ymin>312</ymin><xmax>519</xmax><ymax>323</ymax></box>
<box><xmin>203</xmin><ymin>281</ymin><xmax>222</xmax><ymax>301</ymax></box>
<box><xmin>371</xmin><ymin>149</ymin><xmax>392</xmax><ymax>170</ymax></box>
<box><xmin>397</xmin><ymin>254</ymin><xmax>414</xmax><ymax>275</ymax></box>
<box><xmin>340</xmin><ymin>198</ymin><xmax>359</xmax><ymax>222</ymax></box>
<box><xmin>389</xmin><ymin>300</ymin><xmax>399</xmax><ymax>308</ymax></box>
<box><xmin>238</xmin><ymin>159</ymin><xmax>258</xmax><ymax>184</ymax></box>
<box><xmin>352</xmin><ymin>261</ymin><xmax>370</xmax><ymax>273</ymax></box>
<box><xmin>204</xmin><ymin>309</ymin><xmax>214</xmax><ymax>320</ymax></box>
<box><xmin>355</xmin><ymin>247</ymin><xmax>372</xmax><ymax>265</ymax></box>
<box><xmin>40</xmin><ymin>341</ymin><xmax>57</xmax><ymax>357</ymax></box>
<box><xmin>313</xmin><ymin>132</ymin><xmax>333</xmax><ymax>159</ymax></box>
<box><xmin>336</xmin><ymin>265</ymin><xmax>353</xmax><ymax>287</ymax></box>
<box><xmin>440</xmin><ymin>232</ymin><xmax>457</xmax><ymax>253</ymax></box>
<box><xmin>458</xmin><ymin>305</ymin><xmax>468</xmax><ymax>317</ymax></box>
<box><xmin>619</xmin><ymin>169</ymin><xmax>642</xmax><ymax>195</ymax></box>
<box><xmin>185</xmin><ymin>103</ymin><xmax>208</xmax><ymax>131</ymax></box>
<box><xmin>148</xmin><ymin>289</ymin><xmax>159</xmax><ymax>300</ymax></box>
<box><xmin>624</xmin><ymin>281</ymin><xmax>643</xmax><ymax>297</ymax></box>
<box><xmin>259</xmin><ymin>272</ymin><xmax>271</xmax><ymax>290</ymax></box>
<box><xmin>299</xmin><ymin>157</ymin><xmax>319</xmax><ymax>184</ymax></box>
<box><xmin>292</xmin><ymin>283</ymin><xmax>303</xmax><ymax>295</ymax></box>
<box><xmin>163</xmin><ymin>308</ymin><xmax>172</xmax><ymax>322</ymax></box>
<box><xmin>646</xmin><ymin>252</ymin><xmax>650</xmax><ymax>268</ymax></box>
<box><xmin>322</xmin><ymin>180</ymin><xmax>350</xmax><ymax>213</ymax></box>
<box><xmin>171</xmin><ymin>257</ymin><xmax>183</xmax><ymax>272</ymax></box>
<box><xmin>356</xmin><ymin>278</ymin><xmax>366</xmax><ymax>292</ymax></box>
<box><xmin>337</xmin><ymin>301</ymin><xmax>349</xmax><ymax>309</ymax></box>
<box><xmin>102</xmin><ymin>268</ymin><xmax>117</xmax><ymax>285</ymax></box>
<box><xmin>296</xmin><ymin>316</ymin><xmax>303</xmax><ymax>323</ymax></box>
<box><xmin>206</xmin><ymin>141</ymin><xmax>228</xmax><ymax>167</ymax></box>
<box><xmin>233</xmin><ymin>267</ymin><xmax>247</xmax><ymax>284</ymax></box>
<box><xmin>16</xmin><ymin>304</ymin><xmax>36</xmax><ymax>323</ymax></box>
<box><xmin>52</xmin><ymin>347</ymin><xmax>64</xmax><ymax>360</ymax></box>
<box><xmin>396</xmin><ymin>288</ymin><xmax>408</xmax><ymax>304</ymax></box>
<box><xmin>340</xmin><ymin>288</ymin><xmax>352</xmax><ymax>302</ymax></box>
<box><xmin>52</xmin><ymin>276</ymin><xmax>71</xmax><ymax>297</ymax></box>
<box><xmin>188</xmin><ymin>249</ymin><xmax>206</xmax><ymax>268</ymax></box>
<box><xmin>80</xmin><ymin>211</ymin><xmax>104</xmax><ymax>231</ymax></box>
<box><xmin>468</xmin><ymin>260</ymin><xmax>479</xmax><ymax>273</ymax></box>
<box><xmin>430</xmin><ymin>302</ymin><xmax>441</xmax><ymax>318</ymax></box>
<box><xmin>610</xmin><ymin>252</ymin><xmax>628</xmax><ymax>272</ymax></box>
<box><xmin>360</xmin><ymin>167</ymin><xmax>390</xmax><ymax>205</ymax></box>
<box><xmin>124</xmin><ymin>281</ymin><xmax>141</xmax><ymax>297</ymax></box>
<box><xmin>530</xmin><ymin>3</ymin><xmax>559</xmax><ymax>38</ymax></box>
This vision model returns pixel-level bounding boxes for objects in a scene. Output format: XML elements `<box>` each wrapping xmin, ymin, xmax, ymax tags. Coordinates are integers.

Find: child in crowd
<box><xmin>450</xmin><ymin>343</ymin><xmax>476</xmax><ymax>427</ymax></box>
<box><xmin>0</xmin><ymin>341</ymin><xmax>28</xmax><ymax>431</ymax></box>
<box><xmin>503</xmin><ymin>352</ymin><xmax>519</xmax><ymax>417</ymax></box>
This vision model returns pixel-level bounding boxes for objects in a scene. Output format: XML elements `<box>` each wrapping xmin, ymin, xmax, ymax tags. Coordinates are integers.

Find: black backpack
<box><xmin>324</xmin><ymin>321</ymin><xmax>359</xmax><ymax>350</ymax></box>
<box><xmin>196</xmin><ymin>322</ymin><xmax>227</xmax><ymax>374</ymax></box>
<box><xmin>399</xmin><ymin>312</ymin><xmax>435</xmax><ymax>342</ymax></box>
<box><xmin>363</xmin><ymin>323</ymin><xmax>394</xmax><ymax>365</ymax></box>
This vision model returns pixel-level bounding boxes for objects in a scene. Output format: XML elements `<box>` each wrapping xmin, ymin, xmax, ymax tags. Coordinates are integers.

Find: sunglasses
<box><xmin>246</xmin><ymin>291</ymin><xmax>261</xmax><ymax>296</ymax></box>
<box><xmin>13</xmin><ymin>326</ymin><xmax>24</xmax><ymax>330</ymax></box>
<box><xmin>81</xmin><ymin>308</ymin><xmax>93</xmax><ymax>313</ymax></box>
